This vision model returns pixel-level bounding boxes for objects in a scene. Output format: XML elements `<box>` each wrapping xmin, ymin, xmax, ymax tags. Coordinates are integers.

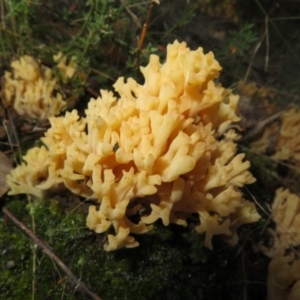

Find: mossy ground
<box><xmin>0</xmin><ymin>195</ymin><xmax>268</xmax><ymax>300</ymax></box>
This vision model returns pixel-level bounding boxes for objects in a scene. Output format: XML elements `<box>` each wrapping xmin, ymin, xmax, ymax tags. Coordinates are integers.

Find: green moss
<box><xmin>0</xmin><ymin>196</ymin><xmax>260</xmax><ymax>300</ymax></box>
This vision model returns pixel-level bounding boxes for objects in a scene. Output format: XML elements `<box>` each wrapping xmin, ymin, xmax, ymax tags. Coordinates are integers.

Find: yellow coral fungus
<box><xmin>53</xmin><ymin>52</ymin><xmax>77</xmax><ymax>83</ymax></box>
<box><xmin>1</xmin><ymin>54</ymin><xmax>78</xmax><ymax>120</ymax></box>
<box><xmin>7</xmin><ymin>40</ymin><xmax>259</xmax><ymax>251</ymax></box>
<box><xmin>261</xmin><ymin>188</ymin><xmax>300</xmax><ymax>300</ymax></box>
<box><xmin>267</xmin><ymin>244</ymin><xmax>300</xmax><ymax>300</ymax></box>
<box><xmin>272</xmin><ymin>188</ymin><xmax>300</xmax><ymax>249</ymax></box>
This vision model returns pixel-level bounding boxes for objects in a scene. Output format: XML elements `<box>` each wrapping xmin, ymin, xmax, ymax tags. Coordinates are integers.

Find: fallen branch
<box><xmin>2</xmin><ymin>206</ymin><xmax>102</xmax><ymax>300</ymax></box>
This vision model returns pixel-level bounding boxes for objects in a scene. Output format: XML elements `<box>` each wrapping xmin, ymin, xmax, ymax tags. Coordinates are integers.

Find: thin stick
<box><xmin>254</xmin><ymin>0</ymin><xmax>297</xmax><ymax>60</ymax></box>
<box><xmin>2</xmin><ymin>110</ymin><xmax>22</xmax><ymax>164</ymax></box>
<box><xmin>243</xmin><ymin>30</ymin><xmax>266</xmax><ymax>83</ymax></box>
<box><xmin>2</xmin><ymin>207</ymin><xmax>102</xmax><ymax>300</ymax></box>
<box><xmin>120</xmin><ymin>0</ymin><xmax>142</xmax><ymax>29</ymax></box>
<box><xmin>87</xmin><ymin>87</ymin><xmax>100</xmax><ymax>98</ymax></box>
<box><xmin>0</xmin><ymin>0</ymin><xmax>5</xmax><ymax>29</ymax></box>
<box><xmin>28</xmin><ymin>196</ymin><xmax>37</xmax><ymax>300</ymax></box>
<box><xmin>137</xmin><ymin>0</ymin><xmax>159</xmax><ymax>52</ymax></box>
<box><xmin>135</xmin><ymin>0</ymin><xmax>159</xmax><ymax>68</ymax></box>
<box><xmin>264</xmin><ymin>16</ymin><xmax>269</xmax><ymax>73</ymax></box>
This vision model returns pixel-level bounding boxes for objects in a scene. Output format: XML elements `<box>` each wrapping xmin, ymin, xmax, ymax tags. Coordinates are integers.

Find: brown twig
<box><xmin>87</xmin><ymin>87</ymin><xmax>100</xmax><ymax>98</ymax></box>
<box><xmin>120</xmin><ymin>0</ymin><xmax>142</xmax><ymax>29</ymax></box>
<box><xmin>2</xmin><ymin>107</ymin><xmax>22</xmax><ymax>164</ymax></box>
<box><xmin>2</xmin><ymin>206</ymin><xmax>103</xmax><ymax>300</ymax></box>
<box><xmin>137</xmin><ymin>0</ymin><xmax>159</xmax><ymax>53</ymax></box>
<box><xmin>89</xmin><ymin>67</ymin><xmax>116</xmax><ymax>82</ymax></box>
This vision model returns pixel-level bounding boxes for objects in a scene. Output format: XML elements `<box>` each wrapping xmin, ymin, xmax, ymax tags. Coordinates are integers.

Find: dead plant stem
<box><xmin>2</xmin><ymin>206</ymin><xmax>103</xmax><ymax>300</ymax></box>
<box><xmin>28</xmin><ymin>196</ymin><xmax>37</xmax><ymax>300</ymax></box>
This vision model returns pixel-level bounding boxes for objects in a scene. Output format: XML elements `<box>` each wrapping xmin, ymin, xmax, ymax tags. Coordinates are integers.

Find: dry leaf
<box><xmin>240</xmin><ymin>110</ymin><xmax>283</xmax><ymax>141</ymax></box>
<box><xmin>0</xmin><ymin>152</ymin><xmax>13</xmax><ymax>198</ymax></box>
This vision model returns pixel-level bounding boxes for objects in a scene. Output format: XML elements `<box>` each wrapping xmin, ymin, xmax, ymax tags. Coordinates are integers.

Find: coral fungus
<box><xmin>261</xmin><ymin>188</ymin><xmax>300</xmax><ymax>300</ymax></box>
<box><xmin>1</xmin><ymin>53</ymin><xmax>77</xmax><ymax>120</ymax></box>
<box><xmin>7</xmin><ymin>40</ymin><xmax>259</xmax><ymax>251</ymax></box>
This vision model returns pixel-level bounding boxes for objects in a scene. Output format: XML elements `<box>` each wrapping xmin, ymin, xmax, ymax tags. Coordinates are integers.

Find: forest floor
<box><xmin>0</xmin><ymin>1</ymin><xmax>300</xmax><ymax>299</ymax></box>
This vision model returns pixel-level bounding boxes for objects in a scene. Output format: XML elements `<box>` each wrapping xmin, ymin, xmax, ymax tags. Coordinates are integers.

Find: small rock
<box><xmin>6</xmin><ymin>260</ymin><xmax>15</xmax><ymax>269</ymax></box>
